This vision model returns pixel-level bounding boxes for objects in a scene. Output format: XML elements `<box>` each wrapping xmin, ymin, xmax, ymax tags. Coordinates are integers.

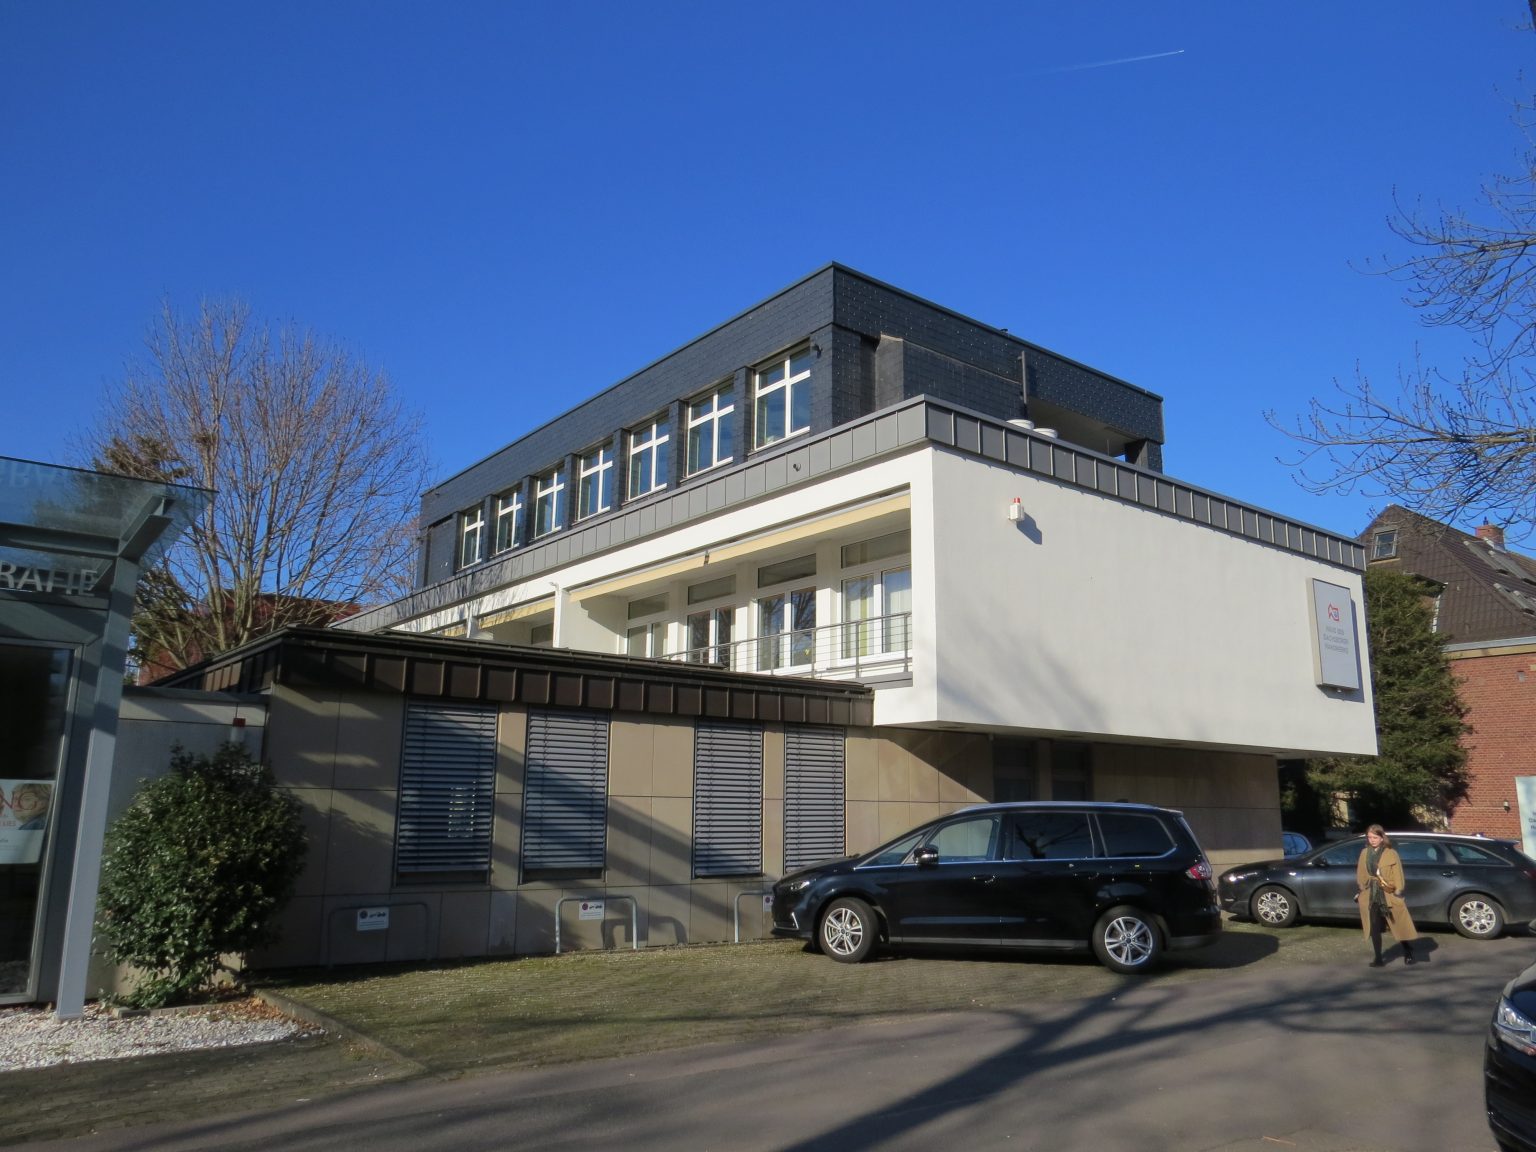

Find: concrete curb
<box><xmin>252</xmin><ymin>987</ymin><xmax>429</xmax><ymax>1076</ymax></box>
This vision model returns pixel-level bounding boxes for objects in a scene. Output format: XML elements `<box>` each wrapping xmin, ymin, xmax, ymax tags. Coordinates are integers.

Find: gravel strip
<box><xmin>0</xmin><ymin>998</ymin><xmax>323</xmax><ymax>1070</ymax></box>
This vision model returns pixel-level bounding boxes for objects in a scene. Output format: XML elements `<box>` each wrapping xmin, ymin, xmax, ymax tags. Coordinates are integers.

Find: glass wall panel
<box><xmin>0</xmin><ymin>643</ymin><xmax>72</xmax><ymax>1001</ymax></box>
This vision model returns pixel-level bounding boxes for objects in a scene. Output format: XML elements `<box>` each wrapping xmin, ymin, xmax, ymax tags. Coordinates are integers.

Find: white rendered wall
<box><xmin>916</xmin><ymin>449</ymin><xmax>1376</xmax><ymax>756</ymax></box>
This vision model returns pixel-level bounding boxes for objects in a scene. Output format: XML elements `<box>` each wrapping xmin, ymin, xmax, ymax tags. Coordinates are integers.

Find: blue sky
<box><xmin>3</xmin><ymin>2</ymin><xmax>1532</xmax><ymax>542</ymax></box>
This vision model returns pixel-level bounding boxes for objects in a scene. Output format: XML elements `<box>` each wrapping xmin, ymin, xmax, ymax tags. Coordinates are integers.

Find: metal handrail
<box><xmin>663</xmin><ymin>612</ymin><xmax>912</xmax><ymax>679</ymax></box>
<box><xmin>733</xmin><ymin>890</ymin><xmax>774</xmax><ymax>943</ymax></box>
<box><xmin>554</xmin><ymin>894</ymin><xmax>639</xmax><ymax>954</ymax></box>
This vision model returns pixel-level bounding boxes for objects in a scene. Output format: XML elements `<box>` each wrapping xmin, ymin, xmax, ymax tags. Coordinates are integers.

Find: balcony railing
<box><xmin>662</xmin><ymin>612</ymin><xmax>912</xmax><ymax>681</ymax></box>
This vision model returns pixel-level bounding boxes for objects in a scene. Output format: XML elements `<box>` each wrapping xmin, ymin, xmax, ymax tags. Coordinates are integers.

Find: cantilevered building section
<box><xmin>340</xmin><ymin>264</ymin><xmax>1376</xmax><ymax>868</ymax></box>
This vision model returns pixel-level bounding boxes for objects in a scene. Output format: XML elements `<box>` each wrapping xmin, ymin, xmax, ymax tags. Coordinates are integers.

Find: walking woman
<box><xmin>1357</xmin><ymin>825</ymin><xmax>1420</xmax><ymax>966</ymax></box>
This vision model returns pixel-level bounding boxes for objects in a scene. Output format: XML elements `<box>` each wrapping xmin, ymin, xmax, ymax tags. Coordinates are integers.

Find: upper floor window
<box><xmin>533</xmin><ymin>466</ymin><xmax>565</xmax><ymax>539</ymax></box>
<box><xmin>494</xmin><ymin>489</ymin><xmax>524</xmax><ymax>554</ymax></box>
<box><xmin>577</xmin><ymin>443</ymin><xmax>614</xmax><ymax>520</ymax></box>
<box><xmin>686</xmin><ymin>573</ymin><xmax>737</xmax><ymax>665</ymax></box>
<box><xmin>458</xmin><ymin>505</ymin><xmax>484</xmax><ymax>569</ymax></box>
<box><xmin>626</xmin><ymin>593</ymin><xmax>669</xmax><ymax>658</ymax></box>
<box><xmin>754</xmin><ymin>347</ymin><xmax>813</xmax><ymax>449</ymax></box>
<box><xmin>628</xmin><ymin>417</ymin><xmax>670</xmax><ymax>499</ymax></box>
<box><xmin>1371</xmin><ymin>530</ymin><xmax>1398</xmax><ymax>560</ymax></box>
<box><xmin>687</xmin><ymin>384</ymin><xmax>734</xmax><ymax>476</ymax></box>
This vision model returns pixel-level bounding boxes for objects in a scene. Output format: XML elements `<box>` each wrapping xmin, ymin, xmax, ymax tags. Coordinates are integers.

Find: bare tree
<box><xmin>1269</xmin><ymin>95</ymin><xmax>1536</xmax><ymax>542</ymax></box>
<box><xmin>89</xmin><ymin>300</ymin><xmax>429</xmax><ymax>674</ymax></box>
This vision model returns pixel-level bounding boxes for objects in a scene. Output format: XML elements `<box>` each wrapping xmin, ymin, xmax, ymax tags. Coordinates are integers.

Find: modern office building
<box><xmin>0</xmin><ymin>457</ymin><xmax>206</xmax><ymax>1013</ymax></box>
<box><xmin>332</xmin><ymin>264</ymin><xmax>1377</xmax><ymax>878</ymax></box>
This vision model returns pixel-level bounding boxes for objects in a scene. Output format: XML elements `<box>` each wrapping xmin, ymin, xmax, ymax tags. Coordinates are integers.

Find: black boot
<box><xmin>1369</xmin><ymin>952</ymin><xmax>1386</xmax><ymax>968</ymax></box>
<box><xmin>1403</xmin><ymin>942</ymin><xmax>1416</xmax><ymax>966</ymax></box>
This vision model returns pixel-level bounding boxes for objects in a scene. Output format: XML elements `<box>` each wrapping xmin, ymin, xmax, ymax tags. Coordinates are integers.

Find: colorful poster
<box><xmin>1517</xmin><ymin>776</ymin><xmax>1536</xmax><ymax>863</ymax></box>
<box><xmin>0</xmin><ymin>779</ymin><xmax>53</xmax><ymax>865</ymax></box>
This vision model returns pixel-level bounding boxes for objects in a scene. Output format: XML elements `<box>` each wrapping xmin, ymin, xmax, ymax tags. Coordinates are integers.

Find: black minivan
<box><xmin>770</xmin><ymin>801</ymin><xmax>1221</xmax><ymax>974</ymax></box>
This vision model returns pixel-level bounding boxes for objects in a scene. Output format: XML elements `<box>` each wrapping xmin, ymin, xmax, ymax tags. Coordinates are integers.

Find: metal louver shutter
<box><xmin>784</xmin><ymin>726</ymin><xmax>845</xmax><ymax>871</ymax></box>
<box><xmin>693</xmin><ymin>722</ymin><xmax>763</xmax><ymax>877</ymax></box>
<box><xmin>396</xmin><ymin>703</ymin><xmax>498</xmax><ymax>875</ymax></box>
<box><xmin>523</xmin><ymin>710</ymin><xmax>610</xmax><ymax>872</ymax></box>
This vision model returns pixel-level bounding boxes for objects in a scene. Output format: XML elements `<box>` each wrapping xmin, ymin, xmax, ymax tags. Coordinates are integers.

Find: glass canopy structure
<box><xmin>0</xmin><ymin>457</ymin><xmax>208</xmax><ymax>1016</ymax></box>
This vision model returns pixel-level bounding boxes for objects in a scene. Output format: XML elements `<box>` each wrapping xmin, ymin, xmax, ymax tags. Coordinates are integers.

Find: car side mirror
<box><xmin>914</xmin><ymin>845</ymin><xmax>940</xmax><ymax>867</ymax></box>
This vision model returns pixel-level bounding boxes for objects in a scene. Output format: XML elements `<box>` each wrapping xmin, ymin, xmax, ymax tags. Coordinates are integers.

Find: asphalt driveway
<box><xmin>6</xmin><ymin>923</ymin><xmax>1535</xmax><ymax>1150</ymax></box>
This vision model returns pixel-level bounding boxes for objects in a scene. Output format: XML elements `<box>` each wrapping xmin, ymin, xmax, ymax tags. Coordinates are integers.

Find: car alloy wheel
<box><xmin>1252</xmin><ymin>885</ymin><xmax>1298</xmax><ymax>928</ymax></box>
<box><xmin>1092</xmin><ymin>906</ymin><xmax>1163</xmax><ymax>974</ymax></box>
<box><xmin>1452</xmin><ymin>894</ymin><xmax>1504</xmax><ymax>940</ymax></box>
<box><xmin>819</xmin><ymin>897</ymin><xmax>877</xmax><ymax>963</ymax></box>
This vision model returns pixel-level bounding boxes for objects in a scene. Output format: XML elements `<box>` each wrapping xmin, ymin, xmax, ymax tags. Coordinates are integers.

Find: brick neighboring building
<box><xmin>1362</xmin><ymin>506</ymin><xmax>1536</xmax><ymax>838</ymax></box>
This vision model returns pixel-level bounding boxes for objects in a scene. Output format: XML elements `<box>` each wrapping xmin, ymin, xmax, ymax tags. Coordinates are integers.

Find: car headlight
<box><xmin>1494</xmin><ymin>997</ymin><xmax>1536</xmax><ymax>1056</ymax></box>
<box><xmin>781</xmin><ymin>878</ymin><xmax>813</xmax><ymax>894</ymax></box>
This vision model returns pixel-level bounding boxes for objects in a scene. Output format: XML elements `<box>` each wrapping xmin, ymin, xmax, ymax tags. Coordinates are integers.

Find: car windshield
<box><xmin>865</xmin><ymin>830</ymin><xmax>923</xmax><ymax>866</ymax></box>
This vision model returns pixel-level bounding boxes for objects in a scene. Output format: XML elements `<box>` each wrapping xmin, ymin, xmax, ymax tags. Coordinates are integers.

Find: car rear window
<box><xmin>1097</xmin><ymin>813</ymin><xmax>1176</xmax><ymax>858</ymax></box>
<box><xmin>1396</xmin><ymin>840</ymin><xmax>1444</xmax><ymax>864</ymax></box>
<box><xmin>1003</xmin><ymin>811</ymin><xmax>1093</xmax><ymax>860</ymax></box>
<box><xmin>1447</xmin><ymin>842</ymin><xmax>1507</xmax><ymax>865</ymax></box>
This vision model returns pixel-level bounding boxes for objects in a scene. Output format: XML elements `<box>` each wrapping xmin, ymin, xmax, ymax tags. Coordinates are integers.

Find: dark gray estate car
<box><xmin>770</xmin><ymin>801</ymin><xmax>1221</xmax><ymax>974</ymax></box>
<box><xmin>1218</xmin><ymin>832</ymin><xmax>1536</xmax><ymax>939</ymax></box>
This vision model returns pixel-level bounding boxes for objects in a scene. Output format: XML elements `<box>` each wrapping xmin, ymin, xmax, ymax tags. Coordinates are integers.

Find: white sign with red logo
<box><xmin>578</xmin><ymin>900</ymin><xmax>604</xmax><ymax>921</ymax></box>
<box><xmin>1309</xmin><ymin>579</ymin><xmax>1362</xmax><ymax>691</ymax></box>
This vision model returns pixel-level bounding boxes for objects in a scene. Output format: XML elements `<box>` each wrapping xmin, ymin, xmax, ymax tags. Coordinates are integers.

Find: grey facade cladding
<box><xmin>417</xmin><ymin>263</ymin><xmax>1168</xmax><ymax>589</ymax></box>
<box><xmin>346</xmin><ymin>395</ymin><xmax>1365</xmax><ymax>635</ymax></box>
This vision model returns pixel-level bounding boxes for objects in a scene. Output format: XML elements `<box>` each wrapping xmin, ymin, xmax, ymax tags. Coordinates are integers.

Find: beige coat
<box><xmin>1357</xmin><ymin>844</ymin><xmax>1419</xmax><ymax>941</ymax></box>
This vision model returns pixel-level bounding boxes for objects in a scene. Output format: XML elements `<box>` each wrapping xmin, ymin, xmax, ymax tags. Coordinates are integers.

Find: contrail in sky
<box><xmin>1039</xmin><ymin>49</ymin><xmax>1185</xmax><ymax>74</ymax></box>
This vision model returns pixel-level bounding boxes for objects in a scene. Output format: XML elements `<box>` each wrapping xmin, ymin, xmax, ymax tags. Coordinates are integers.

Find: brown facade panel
<box><xmin>409</xmin><ymin>660</ymin><xmax>445</xmax><ymax>696</ymax></box>
<box><xmin>704</xmin><ymin>688</ymin><xmax>730</xmax><ymax>718</ymax></box>
<box><xmin>521</xmin><ymin>670</ymin><xmax>551</xmax><ymax>705</ymax></box>
<box><xmin>485</xmin><ymin>667</ymin><xmax>517</xmax><ymax>702</ymax></box>
<box><xmin>805</xmin><ymin>697</ymin><xmax>829</xmax><ymax>725</ymax></box>
<box><xmin>757</xmin><ymin>694</ymin><xmax>782</xmax><ymax>723</ymax></box>
<box><xmin>372</xmin><ymin>657</ymin><xmax>408</xmax><ymax>693</ymax></box>
<box><xmin>676</xmin><ymin>685</ymin><xmax>702</xmax><ymax>715</ymax></box>
<box><xmin>553</xmin><ymin>673</ymin><xmax>584</xmax><ymax>707</ymax></box>
<box><xmin>332</xmin><ymin>653</ymin><xmax>368</xmax><ymax>687</ymax></box>
<box><xmin>781</xmin><ymin>695</ymin><xmax>805</xmax><ymax>724</ymax></box>
<box><xmin>616</xmin><ymin>679</ymin><xmax>646</xmax><ymax>712</ymax></box>
<box><xmin>586</xmin><ymin>677</ymin><xmax>616</xmax><ymax>710</ymax></box>
<box><xmin>729</xmin><ymin>691</ymin><xmax>756</xmax><ymax>720</ymax></box>
<box><xmin>647</xmin><ymin>683</ymin><xmax>674</xmax><ymax>714</ymax></box>
<box><xmin>447</xmin><ymin>663</ymin><xmax>481</xmax><ymax>699</ymax></box>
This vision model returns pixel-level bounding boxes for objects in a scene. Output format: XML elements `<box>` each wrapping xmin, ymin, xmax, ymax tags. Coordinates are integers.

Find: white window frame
<box><xmin>493</xmin><ymin>489</ymin><xmax>524</xmax><ymax>554</ymax></box>
<box><xmin>458</xmin><ymin>505</ymin><xmax>484</xmax><ymax>569</ymax></box>
<box><xmin>533</xmin><ymin>466</ymin><xmax>565</xmax><ymax>539</ymax></box>
<box><xmin>686</xmin><ymin>384</ymin><xmax>735</xmax><ymax>476</ymax></box>
<box><xmin>686</xmin><ymin>605</ymin><xmax>735</xmax><ymax>666</ymax></box>
<box><xmin>577</xmin><ymin>443</ymin><xmax>614</xmax><ymax>521</ymax></box>
<box><xmin>840</xmin><ymin>565</ymin><xmax>911</xmax><ymax>659</ymax></box>
<box><xmin>626</xmin><ymin>621</ymin><xmax>668</xmax><ymax>658</ymax></box>
<box><xmin>1371</xmin><ymin>530</ymin><xmax>1398</xmax><ymax>560</ymax></box>
<box><xmin>753</xmin><ymin>347</ymin><xmax>813</xmax><ymax>450</ymax></box>
<box><xmin>757</xmin><ymin>585</ymin><xmax>817</xmax><ymax>671</ymax></box>
<box><xmin>627</xmin><ymin>417</ymin><xmax>670</xmax><ymax>500</ymax></box>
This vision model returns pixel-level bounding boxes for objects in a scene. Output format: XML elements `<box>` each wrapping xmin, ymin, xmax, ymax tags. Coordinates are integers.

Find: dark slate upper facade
<box><xmin>415</xmin><ymin>265</ymin><xmax>1166</xmax><ymax>589</ymax></box>
<box><xmin>1364</xmin><ymin>506</ymin><xmax>1536</xmax><ymax>643</ymax></box>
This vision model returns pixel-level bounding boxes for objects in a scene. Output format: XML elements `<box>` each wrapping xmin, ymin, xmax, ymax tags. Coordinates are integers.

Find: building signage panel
<box><xmin>578</xmin><ymin>899</ymin><xmax>604</xmax><ymax>921</ymax></box>
<box><xmin>0</xmin><ymin>780</ymin><xmax>53</xmax><ymax>865</ymax></box>
<box><xmin>1517</xmin><ymin>777</ymin><xmax>1536</xmax><ymax>862</ymax></box>
<box><xmin>356</xmin><ymin>907</ymin><xmax>390</xmax><ymax>933</ymax></box>
<box><xmin>1309</xmin><ymin>579</ymin><xmax>1362</xmax><ymax>691</ymax></box>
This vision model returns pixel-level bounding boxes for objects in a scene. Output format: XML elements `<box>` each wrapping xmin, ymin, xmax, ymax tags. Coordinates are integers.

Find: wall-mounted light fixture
<box><xmin>1007</xmin><ymin>497</ymin><xmax>1024</xmax><ymax>522</ymax></box>
<box><xmin>1504</xmin><ymin>799</ymin><xmax>1512</xmax><ymax>812</ymax></box>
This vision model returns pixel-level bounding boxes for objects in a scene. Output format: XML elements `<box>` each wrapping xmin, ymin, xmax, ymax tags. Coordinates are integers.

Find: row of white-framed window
<box><xmin>456</xmin><ymin>347</ymin><xmax>814</xmax><ymax>570</ymax></box>
<box><xmin>624</xmin><ymin>533</ymin><xmax>912</xmax><ymax>671</ymax></box>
